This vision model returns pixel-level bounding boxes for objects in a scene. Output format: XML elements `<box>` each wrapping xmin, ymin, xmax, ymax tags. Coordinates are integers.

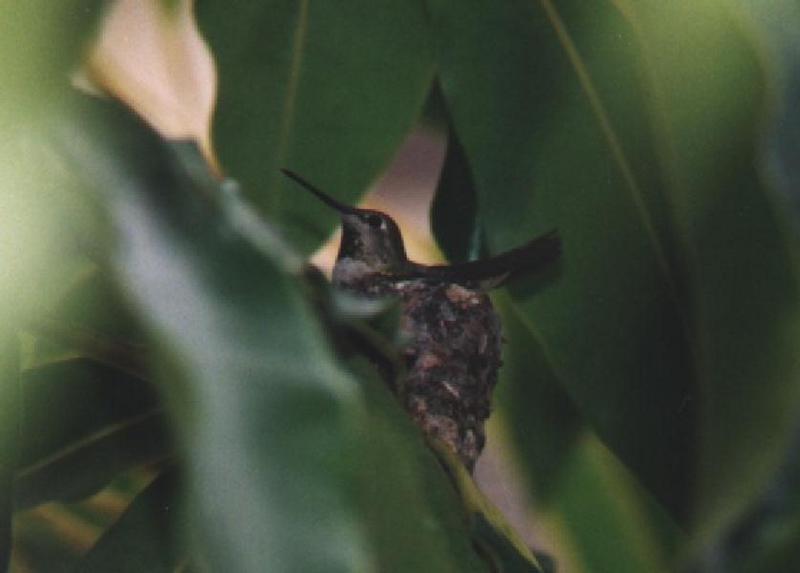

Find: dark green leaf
<box><xmin>25</xmin><ymin>317</ymin><xmax>148</xmax><ymax>383</ymax></box>
<box><xmin>76</xmin><ymin>468</ymin><xmax>185</xmax><ymax>573</ymax></box>
<box><xmin>0</xmin><ymin>335</ymin><xmax>20</xmax><ymax>571</ymax></box>
<box><xmin>738</xmin><ymin>516</ymin><xmax>800</xmax><ymax>573</ymax></box>
<box><xmin>63</xmin><ymin>97</ymin><xmax>491</xmax><ymax>572</ymax></box>
<box><xmin>352</xmin><ymin>360</ymin><xmax>489</xmax><ymax>573</ymax></box>
<box><xmin>196</xmin><ymin>0</ymin><xmax>436</xmax><ymax>252</ymax></box>
<box><xmin>428</xmin><ymin>0</ymin><xmax>800</xmax><ymax>544</ymax></box>
<box><xmin>15</xmin><ymin>358</ymin><xmax>168</xmax><ymax>509</ymax></box>
<box><xmin>698</xmin><ymin>422</ymin><xmax>800</xmax><ymax>571</ymax></box>
<box><xmin>737</xmin><ymin>0</ymin><xmax>800</xmax><ymax>216</ymax></box>
<box><xmin>495</xmin><ymin>292</ymin><xmax>583</xmax><ymax>501</ymax></box>
<box><xmin>624</xmin><ymin>1</ymin><xmax>800</xmax><ymax>541</ymax></box>
<box><xmin>430</xmin><ymin>123</ymin><xmax>481</xmax><ymax>264</ymax></box>
<box><xmin>428</xmin><ymin>0</ymin><xmax>694</xmax><ymax>522</ymax></box>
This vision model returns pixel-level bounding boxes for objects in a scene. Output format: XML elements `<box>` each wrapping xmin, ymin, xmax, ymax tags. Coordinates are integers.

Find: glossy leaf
<box><xmin>196</xmin><ymin>0</ymin><xmax>436</xmax><ymax>252</ymax></box>
<box><xmin>428</xmin><ymin>0</ymin><xmax>800</xmax><ymax>543</ymax></box>
<box><xmin>624</xmin><ymin>0</ymin><xmax>800</xmax><ymax>541</ymax></box>
<box><xmin>60</xmin><ymin>97</ymin><xmax>494</xmax><ymax>572</ymax></box>
<box><xmin>428</xmin><ymin>0</ymin><xmax>693</xmax><ymax>520</ymax></box>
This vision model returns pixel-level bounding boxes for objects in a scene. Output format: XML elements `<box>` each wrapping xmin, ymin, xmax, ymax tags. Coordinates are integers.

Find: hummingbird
<box><xmin>282</xmin><ymin>169</ymin><xmax>560</xmax><ymax>471</ymax></box>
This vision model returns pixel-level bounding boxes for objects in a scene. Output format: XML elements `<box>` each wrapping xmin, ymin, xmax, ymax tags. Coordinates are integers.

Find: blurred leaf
<box><xmin>430</xmin><ymin>440</ymin><xmax>543</xmax><ymax>572</ymax></box>
<box><xmin>429</xmin><ymin>0</ymin><xmax>694</xmax><ymax>520</ymax></box>
<box><xmin>738</xmin><ymin>516</ymin><xmax>800</xmax><ymax>573</ymax></box>
<box><xmin>495</xmin><ymin>292</ymin><xmax>583</xmax><ymax>501</ymax></box>
<box><xmin>625</xmin><ymin>0</ymin><xmax>800</xmax><ymax>542</ymax></box>
<box><xmin>736</xmin><ymin>0</ymin><xmax>800</xmax><ymax>216</ymax></box>
<box><xmin>0</xmin><ymin>128</ymin><xmax>107</xmax><ymax>333</ymax></box>
<box><xmin>0</xmin><ymin>0</ymin><xmax>108</xmax><ymax>119</ymax></box>
<box><xmin>196</xmin><ymin>0</ymin><xmax>436</xmax><ymax>252</ymax></box>
<box><xmin>0</xmin><ymin>335</ymin><xmax>20</xmax><ymax>571</ymax></box>
<box><xmin>60</xmin><ymin>96</ymin><xmax>493</xmax><ymax>572</ymax></box>
<box><xmin>59</xmin><ymin>98</ymin><xmax>365</xmax><ymax>571</ymax></box>
<box><xmin>351</xmin><ymin>359</ymin><xmax>489</xmax><ymax>573</ymax></box>
<box><xmin>42</xmin><ymin>266</ymin><xmax>146</xmax><ymax>349</ymax></box>
<box><xmin>428</xmin><ymin>0</ymin><xmax>800</xmax><ymax>543</ymax></box>
<box><xmin>0</xmin><ymin>2</ymin><xmax>111</xmax><ymax>332</ymax></box>
<box><xmin>76</xmin><ymin>468</ymin><xmax>185</xmax><ymax>573</ymax></box>
<box><xmin>26</xmin><ymin>317</ymin><xmax>149</xmax><ymax>382</ymax></box>
<box><xmin>472</xmin><ymin>514</ymin><xmax>543</xmax><ymax>573</ymax></box>
<box><xmin>699</xmin><ymin>422</ymin><xmax>800</xmax><ymax>572</ymax></box>
<box><xmin>546</xmin><ymin>435</ymin><xmax>683</xmax><ymax>573</ymax></box>
<box><xmin>15</xmin><ymin>358</ymin><xmax>168</xmax><ymax>509</ymax></box>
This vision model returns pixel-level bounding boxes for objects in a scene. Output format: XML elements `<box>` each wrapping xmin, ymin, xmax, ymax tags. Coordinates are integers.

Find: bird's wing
<box><xmin>403</xmin><ymin>230</ymin><xmax>561</xmax><ymax>288</ymax></box>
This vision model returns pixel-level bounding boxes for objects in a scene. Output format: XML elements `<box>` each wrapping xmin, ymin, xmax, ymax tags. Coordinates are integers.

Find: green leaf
<box><xmin>428</xmin><ymin>0</ymin><xmax>800</xmax><ymax>543</ymax></box>
<box><xmin>42</xmin><ymin>266</ymin><xmax>146</xmax><ymax>350</ymax></box>
<box><xmin>548</xmin><ymin>435</ymin><xmax>683</xmax><ymax>573</ymax></box>
<box><xmin>495</xmin><ymin>292</ymin><xmax>583</xmax><ymax>502</ymax></box>
<box><xmin>428</xmin><ymin>0</ymin><xmax>694</xmax><ymax>521</ymax></box>
<box><xmin>0</xmin><ymin>335</ymin><xmax>20</xmax><ymax>571</ymax></box>
<box><xmin>624</xmin><ymin>0</ymin><xmax>800</xmax><ymax>542</ymax></box>
<box><xmin>736</xmin><ymin>0</ymin><xmax>800</xmax><ymax>214</ymax></box>
<box><xmin>76</xmin><ymin>468</ymin><xmax>185</xmax><ymax>573</ymax></box>
<box><xmin>62</xmin><ymin>96</ymin><xmax>491</xmax><ymax>572</ymax></box>
<box><xmin>738</xmin><ymin>516</ymin><xmax>800</xmax><ymax>573</ymax></box>
<box><xmin>352</xmin><ymin>359</ymin><xmax>489</xmax><ymax>573</ymax></box>
<box><xmin>64</xmin><ymin>98</ymin><xmax>367</xmax><ymax>572</ymax></box>
<box><xmin>0</xmin><ymin>124</ymin><xmax>108</xmax><ymax>344</ymax></box>
<box><xmin>703</xmin><ymin>424</ymin><xmax>800</xmax><ymax>572</ymax></box>
<box><xmin>430</xmin><ymin>124</ymin><xmax>481</xmax><ymax>264</ymax></box>
<box><xmin>196</xmin><ymin>0</ymin><xmax>436</xmax><ymax>252</ymax></box>
<box><xmin>15</xmin><ymin>358</ymin><xmax>168</xmax><ymax>509</ymax></box>
<box><xmin>24</xmin><ymin>264</ymin><xmax>149</xmax><ymax>380</ymax></box>
<box><xmin>0</xmin><ymin>0</ymin><xmax>108</xmax><ymax>122</ymax></box>
<box><xmin>429</xmin><ymin>440</ymin><xmax>543</xmax><ymax>572</ymax></box>
<box><xmin>25</xmin><ymin>317</ymin><xmax>149</xmax><ymax>383</ymax></box>
<box><xmin>0</xmin><ymin>1</ymin><xmax>111</xmax><ymax>334</ymax></box>
<box><xmin>431</xmin><ymin>115</ymin><xmax>582</xmax><ymax>501</ymax></box>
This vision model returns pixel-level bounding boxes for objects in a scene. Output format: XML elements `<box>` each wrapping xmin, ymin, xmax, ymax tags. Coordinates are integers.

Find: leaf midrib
<box><xmin>536</xmin><ymin>0</ymin><xmax>688</xmax><ymax>332</ymax></box>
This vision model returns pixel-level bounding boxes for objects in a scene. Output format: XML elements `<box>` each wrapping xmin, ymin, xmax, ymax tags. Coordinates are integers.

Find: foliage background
<box><xmin>1</xmin><ymin>0</ymin><xmax>800</xmax><ymax>571</ymax></box>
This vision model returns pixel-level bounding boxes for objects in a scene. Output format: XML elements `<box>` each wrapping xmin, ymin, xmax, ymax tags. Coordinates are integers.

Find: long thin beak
<box><xmin>280</xmin><ymin>169</ymin><xmax>357</xmax><ymax>215</ymax></box>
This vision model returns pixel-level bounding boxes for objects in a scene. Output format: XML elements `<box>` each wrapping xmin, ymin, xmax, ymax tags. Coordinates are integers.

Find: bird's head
<box><xmin>281</xmin><ymin>169</ymin><xmax>409</xmax><ymax>281</ymax></box>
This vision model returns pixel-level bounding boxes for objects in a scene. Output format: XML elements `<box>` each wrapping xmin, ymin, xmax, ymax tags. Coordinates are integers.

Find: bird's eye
<box><xmin>365</xmin><ymin>214</ymin><xmax>383</xmax><ymax>228</ymax></box>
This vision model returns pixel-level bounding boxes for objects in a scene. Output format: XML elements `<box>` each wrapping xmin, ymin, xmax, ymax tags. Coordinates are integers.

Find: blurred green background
<box><xmin>2</xmin><ymin>0</ymin><xmax>800</xmax><ymax>571</ymax></box>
